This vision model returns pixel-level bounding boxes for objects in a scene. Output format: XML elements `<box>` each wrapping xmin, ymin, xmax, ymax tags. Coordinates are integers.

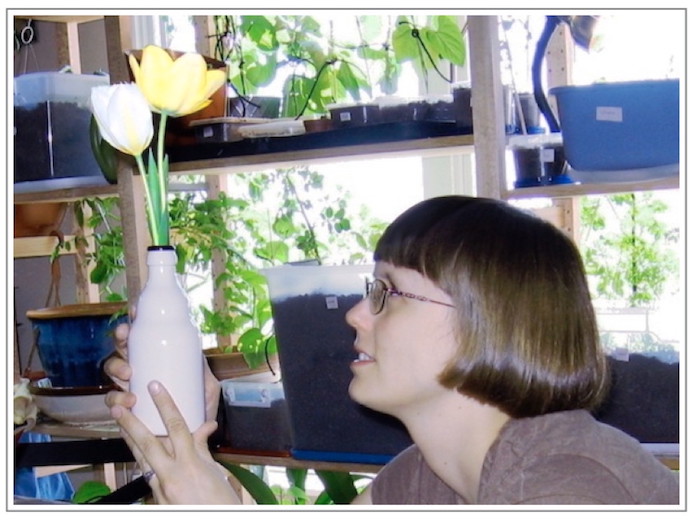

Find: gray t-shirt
<box><xmin>372</xmin><ymin>409</ymin><xmax>679</xmax><ymax>505</ymax></box>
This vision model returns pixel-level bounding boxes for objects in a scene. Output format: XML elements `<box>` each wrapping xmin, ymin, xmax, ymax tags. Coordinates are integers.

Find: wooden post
<box><xmin>117</xmin><ymin>158</ymin><xmax>150</xmax><ymax>306</ymax></box>
<box><xmin>468</xmin><ymin>16</ymin><xmax>507</xmax><ymax>199</ymax></box>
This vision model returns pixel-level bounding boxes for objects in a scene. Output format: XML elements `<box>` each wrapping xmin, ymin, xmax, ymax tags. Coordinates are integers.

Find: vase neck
<box><xmin>146</xmin><ymin>247</ymin><xmax>177</xmax><ymax>267</ymax></box>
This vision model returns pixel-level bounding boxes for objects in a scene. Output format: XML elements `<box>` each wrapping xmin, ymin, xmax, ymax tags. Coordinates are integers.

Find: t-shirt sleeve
<box><xmin>371</xmin><ymin>445</ymin><xmax>463</xmax><ymax>505</ymax></box>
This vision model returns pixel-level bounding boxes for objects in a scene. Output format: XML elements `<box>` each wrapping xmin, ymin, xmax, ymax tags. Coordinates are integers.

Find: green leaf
<box><xmin>315</xmin><ymin>470</ymin><xmax>358</xmax><ymax>504</ymax></box>
<box><xmin>272</xmin><ymin>215</ymin><xmax>296</xmax><ymax>238</ymax></box>
<box><xmin>336</xmin><ymin>61</ymin><xmax>364</xmax><ymax>102</ymax></box>
<box><xmin>244</xmin><ymin>54</ymin><xmax>279</xmax><ymax>88</ymax></box>
<box><xmin>220</xmin><ymin>463</ymin><xmax>279</xmax><ymax>505</ymax></box>
<box><xmin>71</xmin><ymin>480</ymin><xmax>112</xmax><ymax>504</ymax></box>
<box><xmin>242</xmin><ymin>15</ymin><xmax>278</xmax><ymax>52</ymax></box>
<box><xmin>392</xmin><ymin>23</ymin><xmax>419</xmax><ymax>62</ymax></box>
<box><xmin>428</xmin><ymin>16</ymin><xmax>465</xmax><ymax>66</ymax></box>
<box><xmin>89</xmin><ymin>262</ymin><xmax>108</xmax><ymax>285</ymax></box>
<box><xmin>89</xmin><ymin>116</ymin><xmax>118</xmax><ymax>184</ymax></box>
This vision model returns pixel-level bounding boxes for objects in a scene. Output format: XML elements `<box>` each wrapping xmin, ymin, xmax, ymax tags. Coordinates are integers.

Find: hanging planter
<box><xmin>14</xmin><ymin>202</ymin><xmax>68</xmax><ymax>238</ymax></box>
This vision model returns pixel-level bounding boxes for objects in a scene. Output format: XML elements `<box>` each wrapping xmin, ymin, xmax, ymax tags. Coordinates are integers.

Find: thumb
<box><xmin>193</xmin><ymin>420</ymin><xmax>218</xmax><ymax>450</ymax></box>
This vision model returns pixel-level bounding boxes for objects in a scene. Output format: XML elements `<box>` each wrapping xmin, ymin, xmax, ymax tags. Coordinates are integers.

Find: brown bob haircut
<box><xmin>374</xmin><ymin>196</ymin><xmax>608</xmax><ymax>418</ymax></box>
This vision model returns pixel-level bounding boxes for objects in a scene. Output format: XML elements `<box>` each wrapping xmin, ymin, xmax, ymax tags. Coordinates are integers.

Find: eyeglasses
<box><xmin>366</xmin><ymin>279</ymin><xmax>455</xmax><ymax>315</ymax></box>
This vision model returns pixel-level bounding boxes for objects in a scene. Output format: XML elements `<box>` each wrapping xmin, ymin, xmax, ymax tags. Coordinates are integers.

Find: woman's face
<box><xmin>345</xmin><ymin>261</ymin><xmax>459</xmax><ymax>419</ymax></box>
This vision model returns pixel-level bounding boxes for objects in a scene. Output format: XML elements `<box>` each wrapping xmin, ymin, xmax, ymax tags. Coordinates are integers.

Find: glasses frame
<box><xmin>366</xmin><ymin>279</ymin><xmax>455</xmax><ymax>315</ymax></box>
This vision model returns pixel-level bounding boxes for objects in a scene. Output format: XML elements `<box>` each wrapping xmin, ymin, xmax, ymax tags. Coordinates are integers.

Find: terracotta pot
<box><xmin>14</xmin><ymin>202</ymin><xmax>68</xmax><ymax>238</ymax></box>
<box><xmin>303</xmin><ymin>117</ymin><xmax>333</xmax><ymax>133</ymax></box>
<box><xmin>204</xmin><ymin>349</ymin><xmax>280</xmax><ymax>381</ymax></box>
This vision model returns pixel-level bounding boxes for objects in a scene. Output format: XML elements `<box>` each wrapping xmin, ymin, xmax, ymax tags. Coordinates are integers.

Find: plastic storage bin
<box><xmin>550</xmin><ymin>79</ymin><xmax>679</xmax><ymax>171</ymax></box>
<box><xmin>221</xmin><ymin>377</ymin><xmax>292</xmax><ymax>454</ymax></box>
<box><xmin>263</xmin><ymin>264</ymin><xmax>413</xmax><ymax>464</ymax></box>
<box><xmin>328</xmin><ymin>103</ymin><xmax>381</xmax><ymax>128</ymax></box>
<box><xmin>14</xmin><ymin>72</ymin><xmax>110</xmax><ymax>187</ymax></box>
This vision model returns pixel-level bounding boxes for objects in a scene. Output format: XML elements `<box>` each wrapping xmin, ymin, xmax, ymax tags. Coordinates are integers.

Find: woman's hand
<box><xmin>104</xmin><ymin>322</ymin><xmax>221</xmax><ymax>422</ymax></box>
<box><xmin>111</xmin><ymin>381</ymin><xmax>241</xmax><ymax>505</ymax></box>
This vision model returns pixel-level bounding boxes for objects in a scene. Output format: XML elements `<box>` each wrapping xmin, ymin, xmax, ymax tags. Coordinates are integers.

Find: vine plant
<box><xmin>213</xmin><ymin>14</ymin><xmax>466</xmax><ymax>118</ymax></box>
<box><xmin>579</xmin><ymin>192</ymin><xmax>679</xmax><ymax>308</ymax></box>
<box><xmin>169</xmin><ymin>166</ymin><xmax>386</xmax><ymax>369</ymax></box>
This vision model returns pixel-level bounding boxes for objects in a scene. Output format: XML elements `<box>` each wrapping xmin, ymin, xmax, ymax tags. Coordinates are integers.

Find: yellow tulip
<box><xmin>90</xmin><ymin>83</ymin><xmax>154</xmax><ymax>156</ymax></box>
<box><xmin>129</xmin><ymin>45</ymin><xmax>226</xmax><ymax>117</ymax></box>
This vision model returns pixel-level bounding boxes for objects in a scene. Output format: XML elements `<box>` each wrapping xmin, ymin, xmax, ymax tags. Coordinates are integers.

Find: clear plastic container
<box><xmin>14</xmin><ymin>72</ymin><xmax>109</xmax><ymax>107</ymax></box>
<box><xmin>14</xmin><ymin>72</ymin><xmax>110</xmax><ymax>185</ymax></box>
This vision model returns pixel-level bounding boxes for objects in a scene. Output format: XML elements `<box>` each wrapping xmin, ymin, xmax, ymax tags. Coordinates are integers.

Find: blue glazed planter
<box><xmin>27</xmin><ymin>302</ymin><xmax>128</xmax><ymax>387</ymax></box>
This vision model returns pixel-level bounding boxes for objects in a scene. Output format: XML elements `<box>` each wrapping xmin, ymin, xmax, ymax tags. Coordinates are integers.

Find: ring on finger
<box><xmin>142</xmin><ymin>470</ymin><xmax>156</xmax><ymax>483</ymax></box>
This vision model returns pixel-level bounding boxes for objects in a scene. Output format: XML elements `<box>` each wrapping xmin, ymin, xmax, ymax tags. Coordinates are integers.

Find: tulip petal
<box><xmin>90</xmin><ymin>83</ymin><xmax>153</xmax><ymax>156</ymax></box>
<box><xmin>127</xmin><ymin>46</ymin><xmax>226</xmax><ymax>117</ymax></box>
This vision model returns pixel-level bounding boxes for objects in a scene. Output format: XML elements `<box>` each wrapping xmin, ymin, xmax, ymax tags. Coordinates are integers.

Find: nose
<box><xmin>345</xmin><ymin>296</ymin><xmax>370</xmax><ymax>329</ymax></box>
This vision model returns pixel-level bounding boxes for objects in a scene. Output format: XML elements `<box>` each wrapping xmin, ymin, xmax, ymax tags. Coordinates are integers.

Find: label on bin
<box><xmin>224</xmin><ymin>382</ymin><xmax>284</xmax><ymax>408</ymax></box>
<box><xmin>596</xmin><ymin>106</ymin><xmax>623</xmax><ymax>123</ymax></box>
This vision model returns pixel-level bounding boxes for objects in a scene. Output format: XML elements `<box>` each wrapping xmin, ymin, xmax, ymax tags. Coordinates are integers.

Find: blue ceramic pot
<box><xmin>27</xmin><ymin>302</ymin><xmax>128</xmax><ymax>387</ymax></box>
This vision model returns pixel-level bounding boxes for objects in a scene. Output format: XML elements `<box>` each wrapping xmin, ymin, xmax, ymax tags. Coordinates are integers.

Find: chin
<box><xmin>348</xmin><ymin>377</ymin><xmax>393</xmax><ymax>416</ymax></box>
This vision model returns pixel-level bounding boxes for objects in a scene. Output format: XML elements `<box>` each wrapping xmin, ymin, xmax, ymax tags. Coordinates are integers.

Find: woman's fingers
<box><xmin>103</xmin><ymin>354</ymin><xmax>132</xmax><ymax>387</ymax></box>
<box><xmin>113</xmin><ymin>322</ymin><xmax>130</xmax><ymax>355</ymax></box>
<box><xmin>144</xmin><ymin>381</ymin><xmax>197</xmax><ymax>454</ymax></box>
<box><xmin>110</xmin><ymin>403</ymin><xmax>170</xmax><ymax>472</ymax></box>
<box><xmin>105</xmin><ymin>388</ymin><xmax>136</xmax><ymax>409</ymax></box>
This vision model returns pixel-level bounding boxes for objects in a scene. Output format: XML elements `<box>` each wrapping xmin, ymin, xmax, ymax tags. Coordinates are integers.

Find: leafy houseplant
<box><xmin>171</xmin><ymin>166</ymin><xmax>386</xmax><ymax>371</ymax></box>
<box><xmin>580</xmin><ymin>192</ymin><xmax>679</xmax><ymax>308</ymax></box>
<box><xmin>220</xmin><ymin>463</ymin><xmax>370</xmax><ymax>505</ymax></box>
<box><xmin>213</xmin><ymin>14</ymin><xmax>466</xmax><ymax>118</ymax></box>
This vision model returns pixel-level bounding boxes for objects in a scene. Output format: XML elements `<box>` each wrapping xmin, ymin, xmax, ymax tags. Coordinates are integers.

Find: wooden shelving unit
<box><xmin>14</xmin><ymin>13</ymin><xmax>681</xmax><ymax>486</ymax></box>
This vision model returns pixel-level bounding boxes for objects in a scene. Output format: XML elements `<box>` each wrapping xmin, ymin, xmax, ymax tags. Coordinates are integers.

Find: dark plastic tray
<box><xmin>168</xmin><ymin>120</ymin><xmax>472</xmax><ymax>164</ymax></box>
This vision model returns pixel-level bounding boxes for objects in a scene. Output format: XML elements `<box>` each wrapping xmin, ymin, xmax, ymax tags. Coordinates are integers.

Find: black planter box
<box><xmin>263</xmin><ymin>265</ymin><xmax>413</xmax><ymax>465</ymax></box>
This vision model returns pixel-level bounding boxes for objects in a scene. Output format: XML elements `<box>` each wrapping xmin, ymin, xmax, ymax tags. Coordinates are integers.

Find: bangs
<box><xmin>374</xmin><ymin>196</ymin><xmax>482</xmax><ymax>273</ymax></box>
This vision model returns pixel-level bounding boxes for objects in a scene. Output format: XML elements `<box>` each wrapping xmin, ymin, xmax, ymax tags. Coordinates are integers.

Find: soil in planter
<box><xmin>224</xmin><ymin>398</ymin><xmax>293</xmax><ymax>454</ymax></box>
<box><xmin>14</xmin><ymin>102</ymin><xmax>102</xmax><ymax>183</ymax></box>
<box><xmin>512</xmin><ymin>146</ymin><xmax>545</xmax><ymax>187</ymax></box>
<box><xmin>594</xmin><ymin>353</ymin><xmax>679</xmax><ymax>444</ymax></box>
<box><xmin>270</xmin><ymin>293</ymin><xmax>412</xmax><ymax>462</ymax></box>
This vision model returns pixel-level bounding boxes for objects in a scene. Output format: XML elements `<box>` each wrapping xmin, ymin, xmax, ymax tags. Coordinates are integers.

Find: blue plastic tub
<box><xmin>550</xmin><ymin>79</ymin><xmax>679</xmax><ymax>171</ymax></box>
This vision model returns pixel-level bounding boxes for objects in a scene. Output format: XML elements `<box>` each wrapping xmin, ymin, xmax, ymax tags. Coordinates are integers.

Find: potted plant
<box><xmin>170</xmin><ymin>166</ymin><xmax>384</xmax><ymax>379</ymax></box>
<box><xmin>213</xmin><ymin>14</ymin><xmax>466</xmax><ymax>119</ymax></box>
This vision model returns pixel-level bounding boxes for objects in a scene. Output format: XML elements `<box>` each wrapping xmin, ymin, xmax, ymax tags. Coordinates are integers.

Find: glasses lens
<box><xmin>368</xmin><ymin>280</ymin><xmax>386</xmax><ymax>314</ymax></box>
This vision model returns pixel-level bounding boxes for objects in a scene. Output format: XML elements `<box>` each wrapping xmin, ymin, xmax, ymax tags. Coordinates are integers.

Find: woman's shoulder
<box><xmin>371</xmin><ymin>445</ymin><xmax>463</xmax><ymax>504</ymax></box>
<box><xmin>480</xmin><ymin>410</ymin><xmax>679</xmax><ymax>504</ymax></box>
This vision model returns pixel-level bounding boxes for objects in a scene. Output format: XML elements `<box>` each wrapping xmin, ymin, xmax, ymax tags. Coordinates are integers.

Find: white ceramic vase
<box><xmin>129</xmin><ymin>246</ymin><xmax>205</xmax><ymax>435</ymax></box>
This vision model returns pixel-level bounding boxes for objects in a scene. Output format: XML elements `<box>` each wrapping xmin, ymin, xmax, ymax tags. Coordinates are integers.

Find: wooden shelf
<box><xmin>168</xmin><ymin>130</ymin><xmax>475</xmax><ymax>176</ymax></box>
<box><xmin>505</xmin><ymin>171</ymin><xmax>679</xmax><ymax>199</ymax></box>
<box><xmin>214</xmin><ymin>448</ymin><xmax>383</xmax><ymax>474</ymax></box>
<box><xmin>14</xmin><ymin>183</ymin><xmax>119</xmax><ymax>204</ymax></box>
<box><xmin>13</xmin><ymin>235</ymin><xmax>77</xmax><ymax>258</ymax></box>
<box><xmin>14</xmin><ymin>15</ymin><xmax>103</xmax><ymax>24</ymax></box>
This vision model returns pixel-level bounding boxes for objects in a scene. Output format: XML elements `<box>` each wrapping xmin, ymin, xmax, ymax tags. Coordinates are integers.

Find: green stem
<box><xmin>135</xmin><ymin>154</ymin><xmax>160</xmax><ymax>245</ymax></box>
<box><xmin>158</xmin><ymin>114</ymin><xmax>169</xmax><ymax>236</ymax></box>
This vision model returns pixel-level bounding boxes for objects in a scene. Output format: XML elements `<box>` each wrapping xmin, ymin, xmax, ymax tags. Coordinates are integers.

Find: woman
<box><xmin>105</xmin><ymin>195</ymin><xmax>679</xmax><ymax>505</ymax></box>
